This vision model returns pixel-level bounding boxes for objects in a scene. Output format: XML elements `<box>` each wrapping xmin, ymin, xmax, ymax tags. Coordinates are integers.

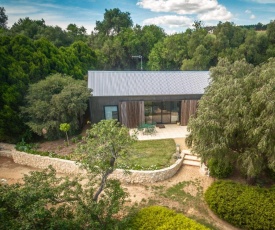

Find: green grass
<box><xmin>118</xmin><ymin>139</ymin><xmax>176</xmax><ymax>170</ymax></box>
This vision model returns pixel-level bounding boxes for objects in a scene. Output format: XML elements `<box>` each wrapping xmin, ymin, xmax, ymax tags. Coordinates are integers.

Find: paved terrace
<box><xmin>130</xmin><ymin>124</ymin><xmax>190</xmax><ymax>140</ymax></box>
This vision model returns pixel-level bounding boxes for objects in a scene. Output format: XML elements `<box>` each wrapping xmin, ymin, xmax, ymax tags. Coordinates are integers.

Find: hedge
<box><xmin>205</xmin><ymin>180</ymin><xmax>275</xmax><ymax>230</ymax></box>
<box><xmin>130</xmin><ymin>206</ymin><xmax>210</xmax><ymax>230</ymax></box>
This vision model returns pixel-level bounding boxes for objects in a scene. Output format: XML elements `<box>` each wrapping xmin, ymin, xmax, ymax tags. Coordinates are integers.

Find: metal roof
<box><xmin>88</xmin><ymin>71</ymin><xmax>210</xmax><ymax>96</ymax></box>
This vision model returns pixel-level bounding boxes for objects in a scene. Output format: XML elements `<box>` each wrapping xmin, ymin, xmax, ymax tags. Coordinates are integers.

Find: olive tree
<box><xmin>21</xmin><ymin>73</ymin><xmax>91</xmax><ymax>140</ymax></box>
<box><xmin>186</xmin><ymin>58</ymin><xmax>275</xmax><ymax>182</ymax></box>
<box><xmin>76</xmin><ymin>119</ymin><xmax>137</xmax><ymax>201</ymax></box>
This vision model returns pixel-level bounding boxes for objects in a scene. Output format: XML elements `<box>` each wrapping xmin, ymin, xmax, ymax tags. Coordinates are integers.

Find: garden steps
<box><xmin>182</xmin><ymin>150</ymin><xmax>201</xmax><ymax>167</ymax></box>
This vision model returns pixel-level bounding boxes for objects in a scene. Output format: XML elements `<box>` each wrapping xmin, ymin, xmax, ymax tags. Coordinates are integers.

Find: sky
<box><xmin>1</xmin><ymin>0</ymin><xmax>275</xmax><ymax>34</ymax></box>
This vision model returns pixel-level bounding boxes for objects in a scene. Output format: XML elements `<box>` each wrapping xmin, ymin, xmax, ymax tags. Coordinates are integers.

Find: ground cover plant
<box><xmin>129</xmin><ymin>206</ymin><xmax>210</xmax><ymax>230</ymax></box>
<box><xmin>117</xmin><ymin>139</ymin><xmax>176</xmax><ymax>170</ymax></box>
<box><xmin>205</xmin><ymin>180</ymin><xmax>275</xmax><ymax>230</ymax></box>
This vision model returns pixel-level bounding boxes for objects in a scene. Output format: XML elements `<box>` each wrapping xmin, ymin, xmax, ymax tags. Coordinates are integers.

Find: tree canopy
<box><xmin>0</xmin><ymin>7</ymin><xmax>8</xmax><ymax>29</ymax></box>
<box><xmin>95</xmin><ymin>8</ymin><xmax>133</xmax><ymax>36</ymax></box>
<box><xmin>76</xmin><ymin>119</ymin><xmax>137</xmax><ymax>201</ymax></box>
<box><xmin>186</xmin><ymin>58</ymin><xmax>275</xmax><ymax>181</ymax></box>
<box><xmin>21</xmin><ymin>74</ymin><xmax>91</xmax><ymax>140</ymax></box>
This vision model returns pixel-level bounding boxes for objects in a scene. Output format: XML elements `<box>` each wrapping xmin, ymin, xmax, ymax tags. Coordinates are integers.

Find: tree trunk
<box><xmin>93</xmin><ymin>156</ymin><xmax>115</xmax><ymax>202</ymax></box>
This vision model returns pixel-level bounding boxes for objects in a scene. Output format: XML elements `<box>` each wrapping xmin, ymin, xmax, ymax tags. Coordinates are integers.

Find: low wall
<box><xmin>0</xmin><ymin>148</ymin><xmax>184</xmax><ymax>183</ymax></box>
<box><xmin>110</xmin><ymin>153</ymin><xmax>184</xmax><ymax>183</ymax></box>
<box><xmin>11</xmin><ymin>150</ymin><xmax>86</xmax><ymax>175</ymax></box>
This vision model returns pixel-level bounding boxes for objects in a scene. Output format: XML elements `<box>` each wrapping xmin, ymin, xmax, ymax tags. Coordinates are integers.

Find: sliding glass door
<box><xmin>144</xmin><ymin>101</ymin><xmax>180</xmax><ymax>124</ymax></box>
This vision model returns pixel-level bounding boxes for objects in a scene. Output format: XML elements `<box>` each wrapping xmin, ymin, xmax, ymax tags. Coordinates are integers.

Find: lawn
<box><xmin>117</xmin><ymin>139</ymin><xmax>176</xmax><ymax>170</ymax></box>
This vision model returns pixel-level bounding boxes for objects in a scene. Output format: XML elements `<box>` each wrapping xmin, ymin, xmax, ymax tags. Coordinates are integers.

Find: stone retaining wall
<box><xmin>0</xmin><ymin>149</ymin><xmax>184</xmax><ymax>183</ymax></box>
<box><xmin>110</xmin><ymin>153</ymin><xmax>184</xmax><ymax>183</ymax></box>
<box><xmin>0</xmin><ymin>150</ymin><xmax>12</xmax><ymax>158</ymax></box>
<box><xmin>12</xmin><ymin>150</ymin><xmax>86</xmax><ymax>175</ymax></box>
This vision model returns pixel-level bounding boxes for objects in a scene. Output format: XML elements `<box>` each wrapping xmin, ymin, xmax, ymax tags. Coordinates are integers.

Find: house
<box><xmin>88</xmin><ymin>71</ymin><xmax>209</xmax><ymax>128</ymax></box>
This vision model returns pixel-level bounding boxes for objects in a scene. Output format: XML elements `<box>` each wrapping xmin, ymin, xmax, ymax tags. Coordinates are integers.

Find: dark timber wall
<box><xmin>89</xmin><ymin>95</ymin><xmax>202</xmax><ymax>127</ymax></box>
<box><xmin>119</xmin><ymin>101</ymin><xmax>144</xmax><ymax>128</ymax></box>
<box><xmin>181</xmin><ymin>100</ymin><xmax>198</xmax><ymax>126</ymax></box>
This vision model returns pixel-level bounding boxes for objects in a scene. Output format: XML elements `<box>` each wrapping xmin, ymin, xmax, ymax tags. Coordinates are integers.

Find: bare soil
<box><xmin>0</xmin><ymin>140</ymin><xmax>239</xmax><ymax>230</ymax></box>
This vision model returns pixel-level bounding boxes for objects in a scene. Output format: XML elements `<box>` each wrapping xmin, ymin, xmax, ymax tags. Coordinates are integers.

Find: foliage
<box><xmin>60</xmin><ymin>123</ymin><xmax>71</xmax><ymax>144</ymax></box>
<box><xmin>129</xmin><ymin>206</ymin><xmax>210</xmax><ymax>230</ymax></box>
<box><xmin>75</xmin><ymin>119</ymin><xmax>136</xmax><ymax>202</ymax></box>
<box><xmin>21</xmin><ymin>73</ymin><xmax>91</xmax><ymax>140</ymax></box>
<box><xmin>117</xmin><ymin>139</ymin><xmax>176</xmax><ymax>170</ymax></box>
<box><xmin>0</xmin><ymin>33</ymin><xmax>96</xmax><ymax>142</ymax></box>
<box><xmin>186</xmin><ymin>58</ymin><xmax>275</xmax><ymax>181</ymax></box>
<box><xmin>92</xmin><ymin>24</ymin><xmax>165</xmax><ymax>70</ymax></box>
<box><xmin>0</xmin><ymin>166</ymin><xmax>128</xmax><ymax>230</ymax></box>
<box><xmin>148</xmin><ymin>32</ymin><xmax>188</xmax><ymax>70</ymax></box>
<box><xmin>15</xmin><ymin>139</ymin><xmax>73</xmax><ymax>160</ymax></box>
<box><xmin>0</xmin><ymin>7</ymin><xmax>8</xmax><ymax>29</ymax></box>
<box><xmin>205</xmin><ymin>180</ymin><xmax>275</xmax><ymax>230</ymax></box>
<box><xmin>207</xmin><ymin>158</ymin><xmax>233</xmax><ymax>178</ymax></box>
<box><xmin>95</xmin><ymin>8</ymin><xmax>133</xmax><ymax>36</ymax></box>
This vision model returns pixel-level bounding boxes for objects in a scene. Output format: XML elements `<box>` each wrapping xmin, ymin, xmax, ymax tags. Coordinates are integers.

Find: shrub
<box><xmin>205</xmin><ymin>180</ymin><xmax>275</xmax><ymax>230</ymax></box>
<box><xmin>15</xmin><ymin>139</ymin><xmax>73</xmax><ymax>160</ymax></box>
<box><xmin>130</xmin><ymin>206</ymin><xmax>210</xmax><ymax>230</ymax></box>
<box><xmin>207</xmin><ymin>158</ymin><xmax>233</xmax><ymax>178</ymax></box>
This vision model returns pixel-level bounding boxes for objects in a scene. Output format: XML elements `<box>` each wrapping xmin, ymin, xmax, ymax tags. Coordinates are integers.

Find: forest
<box><xmin>0</xmin><ymin>6</ymin><xmax>275</xmax><ymax>142</ymax></box>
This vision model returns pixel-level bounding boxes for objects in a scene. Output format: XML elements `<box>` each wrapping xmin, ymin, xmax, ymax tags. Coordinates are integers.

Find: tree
<box><xmin>60</xmin><ymin>123</ymin><xmax>70</xmax><ymax>144</ymax></box>
<box><xmin>10</xmin><ymin>17</ymin><xmax>46</xmax><ymax>39</ymax></box>
<box><xmin>21</xmin><ymin>73</ymin><xmax>91</xmax><ymax>140</ymax></box>
<box><xmin>0</xmin><ymin>166</ymin><xmax>129</xmax><ymax>229</ymax></box>
<box><xmin>0</xmin><ymin>7</ymin><xmax>8</xmax><ymax>29</ymax></box>
<box><xmin>66</xmin><ymin>23</ymin><xmax>87</xmax><ymax>42</ymax></box>
<box><xmin>95</xmin><ymin>8</ymin><xmax>133</xmax><ymax>36</ymax></box>
<box><xmin>267</xmin><ymin>20</ymin><xmax>275</xmax><ymax>44</ymax></box>
<box><xmin>186</xmin><ymin>58</ymin><xmax>275</xmax><ymax>182</ymax></box>
<box><xmin>76</xmin><ymin>119</ymin><xmax>137</xmax><ymax>202</ymax></box>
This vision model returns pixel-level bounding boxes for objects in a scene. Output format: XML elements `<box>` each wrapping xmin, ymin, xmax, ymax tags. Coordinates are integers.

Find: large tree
<box><xmin>21</xmin><ymin>73</ymin><xmax>91</xmax><ymax>140</ymax></box>
<box><xmin>186</xmin><ymin>58</ymin><xmax>275</xmax><ymax>181</ymax></box>
<box><xmin>0</xmin><ymin>7</ymin><xmax>8</xmax><ymax>29</ymax></box>
<box><xmin>95</xmin><ymin>8</ymin><xmax>133</xmax><ymax>36</ymax></box>
<box><xmin>76</xmin><ymin>119</ymin><xmax>136</xmax><ymax>201</ymax></box>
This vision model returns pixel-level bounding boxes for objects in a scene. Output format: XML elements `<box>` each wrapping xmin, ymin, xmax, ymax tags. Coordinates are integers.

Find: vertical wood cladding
<box><xmin>119</xmin><ymin>101</ymin><xmax>145</xmax><ymax>128</ymax></box>
<box><xmin>181</xmin><ymin>100</ymin><xmax>198</xmax><ymax>126</ymax></box>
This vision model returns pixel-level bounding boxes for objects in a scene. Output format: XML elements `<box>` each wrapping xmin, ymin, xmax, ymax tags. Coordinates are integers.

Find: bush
<box><xmin>207</xmin><ymin>158</ymin><xmax>233</xmax><ymax>178</ymax></box>
<box><xmin>15</xmin><ymin>139</ymin><xmax>73</xmax><ymax>160</ymax></box>
<box><xmin>130</xmin><ymin>206</ymin><xmax>210</xmax><ymax>230</ymax></box>
<box><xmin>205</xmin><ymin>180</ymin><xmax>275</xmax><ymax>230</ymax></box>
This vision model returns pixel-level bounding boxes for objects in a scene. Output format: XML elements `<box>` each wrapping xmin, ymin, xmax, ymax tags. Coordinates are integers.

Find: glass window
<box><xmin>104</xmin><ymin>106</ymin><xmax>118</xmax><ymax>120</ymax></box>
<box><xmin>144</xmin><ymin>101</ymin><xmax>180</xmax><ymax>124</ymax></box>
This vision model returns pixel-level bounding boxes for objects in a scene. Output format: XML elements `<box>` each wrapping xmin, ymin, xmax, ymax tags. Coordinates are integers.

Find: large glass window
<box><xmin>144</xmin><ymin>101</ymin><xmax>180</xmax><ymax>124</ymax></box>
<box><xmin>104</xmin><ymin>106</ymin><xmax>118</xmax><ymax>120</ymax></box>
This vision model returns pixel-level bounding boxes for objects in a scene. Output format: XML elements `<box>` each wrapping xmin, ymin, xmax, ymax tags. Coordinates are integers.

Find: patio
<box><xmin>130</xmin><ymin>124</ymin><xmax>190</xmax><ymax>140</ymax></box>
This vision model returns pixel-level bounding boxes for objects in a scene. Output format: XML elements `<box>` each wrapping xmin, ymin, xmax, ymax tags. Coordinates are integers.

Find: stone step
<box><xmin>182</xmin><ymin>149</ymin><xmax>191</xmax><ymax>154</ymax></box>
<box><xmin>183</xmin><ymin>159</ymin><xmax>201</xmax><ymax>167</ymax></box>
<box><xmin>184</xmin><ymin>154</ymin><xmax>200</xmax><ymax>161</ymax></box>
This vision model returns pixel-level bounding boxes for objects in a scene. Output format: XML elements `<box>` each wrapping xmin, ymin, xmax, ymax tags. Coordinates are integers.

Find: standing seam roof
<box><xmin>88</xmin><ymin>71</ymin><xmax>210</xmax><ymax>96</ymax></box>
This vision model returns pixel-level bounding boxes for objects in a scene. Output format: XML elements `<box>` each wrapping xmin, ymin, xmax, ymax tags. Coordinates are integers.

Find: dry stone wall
<box><xmin>11</xmin><ymin>150</ymin><xmax>86</xmax><ymax>175</ymax></box>
<box><xmin>110</xmin><ymin>153</ymin><xmax>184</xmax><ymax>183</ymax></box>
<box><xmin>0</xmin><ymin>147</ymin><xmax>184</xmax><ymax>183</ymax></box>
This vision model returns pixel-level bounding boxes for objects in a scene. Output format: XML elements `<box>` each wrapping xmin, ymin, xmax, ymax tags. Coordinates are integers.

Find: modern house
<box><xmin>88</xmin><ymin>71</ymin><xmax>209</xmax><ymax>128</ymax></box>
